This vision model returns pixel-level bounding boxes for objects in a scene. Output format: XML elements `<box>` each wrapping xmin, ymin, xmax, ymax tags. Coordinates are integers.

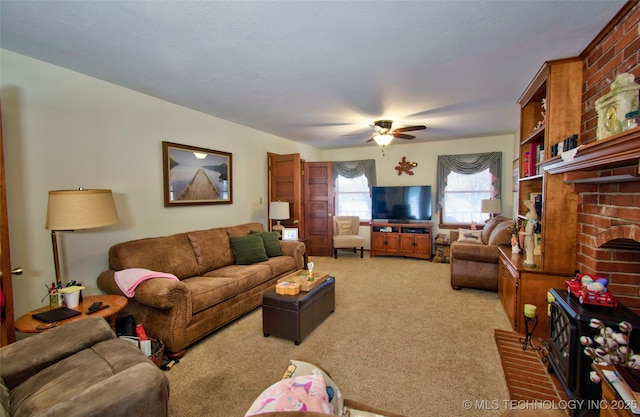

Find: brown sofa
<box><xmin>450</xmin><ymin>216</ymin><xmax>513</xmax><ymax>291</ymax></box>
<box><xmin>97</xmin><ymin>222</ymin><xmax>305</xmax><ymax>356</ymax></box>
<box><xmin>0</xmin><ymin>316</ymin><xmax>169</xmax><ymax>417</ymax></box>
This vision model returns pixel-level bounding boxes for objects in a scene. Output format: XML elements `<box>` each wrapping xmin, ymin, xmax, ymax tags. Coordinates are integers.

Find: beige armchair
<box><xmin>333</xmin><ymin>216</ymin><xmax>365</xmax><ymax>258</ymax></box>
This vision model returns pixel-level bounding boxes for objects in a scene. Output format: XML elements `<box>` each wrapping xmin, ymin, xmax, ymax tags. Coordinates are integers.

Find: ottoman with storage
<box><xmin>262</xmin><ymin>276</ymin><xmax>335</xmax><ymax>345</ymax></box>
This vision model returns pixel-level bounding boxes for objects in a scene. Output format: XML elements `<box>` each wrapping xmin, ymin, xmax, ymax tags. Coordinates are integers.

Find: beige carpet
<box><xmin>166</xmin><ymin>255</ymin><xmax>512</xmax><ymax>417</ymax></box>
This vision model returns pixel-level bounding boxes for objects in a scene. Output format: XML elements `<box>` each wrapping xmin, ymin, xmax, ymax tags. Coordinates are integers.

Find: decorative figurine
<box><xmin>520</xmin><ymin>200</ymin><xmax>538</xmax><ymax>267</ymax></box>
<box><xmin>307</xmin><ymin>262</ymin><xmax>314</xmax><ymax>282</ymax></box>
<box><xmin>511</xmin><ymin>233</ymin><xmax>521</xmax><ymax>254</ymax></box>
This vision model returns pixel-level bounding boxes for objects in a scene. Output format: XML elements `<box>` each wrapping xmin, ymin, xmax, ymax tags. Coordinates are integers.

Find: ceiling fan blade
<box><xmin>393</xmin><ymin>133</ymin><xmax>415</xmax><ymax>140</ymax></box>
<box><xmin>393</xmin><ymin>125</ymin><xmax>427</xmax><ymax>133</ymax></box>
<box><xmin>366</xmin><ymin>137</ymin><xmax>375</xmax><ymax>143</ymax></box>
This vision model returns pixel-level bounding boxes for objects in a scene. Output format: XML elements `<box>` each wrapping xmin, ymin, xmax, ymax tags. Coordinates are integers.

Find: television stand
<box><xmin>370</xmin><ymin>222</ymin><xmax>432</xmax><ymax>260</ymax></box>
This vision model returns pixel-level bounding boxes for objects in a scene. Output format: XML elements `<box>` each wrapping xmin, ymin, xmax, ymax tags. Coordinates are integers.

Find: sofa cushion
<box><xmin>262</xmin><ymin>255</ymin><xmax>297</xmax><ymax>277</ymax></box>
<box><xmin>230</xmin><ymin>234</ymin><xmax>269</xmax><ymax>265</ymax></box>
<box><xmin>227</xmin><ymin>222</ymin><xmax>265</xmax><ymax>238</ymax></box>
<box><xmin>205</xmin><ymin>264</ymin><xmax>272</xmax><ymax>293</ymax></box>
<box><xmin>488</xmin><ymin>221</ymin><xmax>513</xmax><ymax>246</ymax></box>
<box><xmin>183</xmin><ymin>276</ymin><xmax>238</xmax><ymax>313</ymax></box>
<box><xmin>109</xmin><ymin>233</ymin><xmax>200</xmax><ymax>279</ymax></box>
<box><xmin>187</xmin><ymin>228</ymin><xmax>235</xmax><ymax>273</ymax></box>
<box><xmin>250</xmin><ymin>231</ymin><xmax>282</xmax><ymax>257</ymax></box>
<box><xmin>456</xmin><ymin>229</ymin><xmax>483</xmax><ymax>244</ymax></box>
<box><xmin>482</xmin><ymin>215</ymin><xmax>510</xmax><ymax>244</ymax></box>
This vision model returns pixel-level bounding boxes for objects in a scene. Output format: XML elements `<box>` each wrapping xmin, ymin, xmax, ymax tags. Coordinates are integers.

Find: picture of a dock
<box><xmin>180</xmin><ymin>168</ymin><xmax>220</xmax><ymax>200</ymax></box>
<box><xmin>163</xmin><ymin>141</ymin><xmax>231</xmax><ymax>205</ymax></box>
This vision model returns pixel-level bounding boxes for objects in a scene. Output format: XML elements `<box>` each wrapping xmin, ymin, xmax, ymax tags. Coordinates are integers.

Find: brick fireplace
<box><xmin>545</xmin><ymin>133</ymin><xmax>640</xmax><ymax>313</ymax></box>
<box><xmin>561</xmin><ymin>1</ymin><xmax>640</xmax><ymax>313</ymax></box>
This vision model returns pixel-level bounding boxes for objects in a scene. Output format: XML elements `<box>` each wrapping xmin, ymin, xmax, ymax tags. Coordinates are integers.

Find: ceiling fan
<box><xmin>365</xmin><ymin>120</ymin><xmax>427</xmax><ymax>146</ymax></box>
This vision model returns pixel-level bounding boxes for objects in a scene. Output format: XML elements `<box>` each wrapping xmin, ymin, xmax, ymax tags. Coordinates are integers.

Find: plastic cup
<box><xmin>63</xmin><ymin>291</ymin><xmax>81</xmax><ymax>308</ymax></box>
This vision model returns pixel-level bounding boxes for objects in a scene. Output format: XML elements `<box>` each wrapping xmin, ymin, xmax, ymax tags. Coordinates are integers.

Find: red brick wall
<box><xmin>582</xmin><ymin>2</ymin><xmax>640</xmax><ymax>144</ymax></box>
<box><xmin>577</xmin><ymin>3</ymin><xmax>640</xmax><ymax>312</ymax></box>
<box><xmin>575</xmin><ymin>168</ymin><xmax>640</xmax><ymax>310</ymax></box>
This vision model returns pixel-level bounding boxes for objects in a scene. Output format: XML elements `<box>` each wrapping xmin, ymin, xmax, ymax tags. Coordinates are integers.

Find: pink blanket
<box><xmin>114</xmin><ymin>268</ymin><xmax>179</xmax><ymax>298</ymax></box>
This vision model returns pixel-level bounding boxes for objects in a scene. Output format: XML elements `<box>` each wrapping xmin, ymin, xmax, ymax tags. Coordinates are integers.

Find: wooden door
<box><xmin>268</xmin><ymin>153</ymin><xmax>304</xmax><ymax>238</ymax></box>
<box><xmin>0</xmin><ymin>106</ymin><xmax>16</xmax><ymax>346</ymax></box>
<box><xmin>304</xmin><ymin>162</ymin><xmax>333</xmax><ymax>257</ymax></box>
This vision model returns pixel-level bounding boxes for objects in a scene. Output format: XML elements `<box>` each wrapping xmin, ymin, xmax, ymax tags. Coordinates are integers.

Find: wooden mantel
<box><xmin>540</xmin><ymin>128</ymin><xmax>640</xmax><ymax>183</ymax></box>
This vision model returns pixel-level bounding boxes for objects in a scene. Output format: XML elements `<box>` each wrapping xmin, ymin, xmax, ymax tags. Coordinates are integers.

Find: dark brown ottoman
<box><xmin>262</xmin><ymin>276</ymin><xmax>335</xmax><ymax>345</ymax></box>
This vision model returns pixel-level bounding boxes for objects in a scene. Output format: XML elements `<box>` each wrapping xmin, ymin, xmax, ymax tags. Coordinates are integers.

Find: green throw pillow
<box><xmin>250</xmin><ymin>230</ymin><xmax>282</xmax><ymax>258</ymax></box>
<box><xmin>230</xmin><ymin>234</ymin><xmax>269</xmax><ymax>265</ymax></box>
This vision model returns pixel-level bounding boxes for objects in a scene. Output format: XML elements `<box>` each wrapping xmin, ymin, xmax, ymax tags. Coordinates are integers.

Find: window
<box><xmin>442</xmin><ymin>169</ymin><xmax>493</xmax><ymax>224</ymax></box>
<box><xmin>436</xmin><ymin>152</ymin><xmax>502</xmax><ymax>226</ymax></box>
<box><xmin>335</xmin><ymin>174</ymin><xmax>371</xmax><ymax>220</ymax></box>
<box><xmin>332</xmin><ymin>159</ymin><xmax>376</xmax><ymax>221</ymax></box>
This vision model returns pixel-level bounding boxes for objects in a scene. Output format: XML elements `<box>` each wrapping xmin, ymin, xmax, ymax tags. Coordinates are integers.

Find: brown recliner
<box><xmin>450</xmin><ymin>215</ymin><xmax>513</xmax><ymax>291</ymax></box>
<box><xmin>0</xmin><ymin>316</ymin><xmax>169</xmax><ymax>417</ymax></box>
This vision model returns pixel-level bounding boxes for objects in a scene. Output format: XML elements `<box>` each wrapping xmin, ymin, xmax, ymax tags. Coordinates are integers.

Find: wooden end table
<box><xmin>15</xmin><ymin>294</ymin><xmax>128</xmax><ymax>333</ymax></box>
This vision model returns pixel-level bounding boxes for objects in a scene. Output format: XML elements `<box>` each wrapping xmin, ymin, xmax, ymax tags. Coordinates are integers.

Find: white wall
<box><xmin>1</xmin><ymin>48</ymin><xmax>516</xmax><ymax>319</ymax></box>
<box><xmin>1</xmin><ymin>49</ymin><xmax>321</xmax><ymax>317</ymax></box>
<box><xmin>320</xmin><ymin>133</ymin><xmax>516</xmax><ymax>245</ymax></box>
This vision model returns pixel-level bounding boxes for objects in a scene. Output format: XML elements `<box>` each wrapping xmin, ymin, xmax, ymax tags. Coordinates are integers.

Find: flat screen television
<box><xmin>371</xmin><ymin>185</ymin><xmax>432</xmax><ymax>222</ymax></box>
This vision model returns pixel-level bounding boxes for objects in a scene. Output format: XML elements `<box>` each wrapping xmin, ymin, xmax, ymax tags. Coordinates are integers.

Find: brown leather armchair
<box><xmin>450</xmin><ymin>216</ymin><xmax>513</xmax><ymax>291</ymax></box>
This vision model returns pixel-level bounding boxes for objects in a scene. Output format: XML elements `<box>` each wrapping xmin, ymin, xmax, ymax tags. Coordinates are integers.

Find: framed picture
<box><xmin>282</xmin><ymin>228</ymin><xmax>299</xmax><ymax>241</ymax></box>
<box><xmin>162</xmin><ymin>141</ymin><xmax>232</xmax><ymax>206</ymax></box>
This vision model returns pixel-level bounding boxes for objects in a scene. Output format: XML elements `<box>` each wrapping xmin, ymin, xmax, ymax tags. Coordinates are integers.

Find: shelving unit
<box><xmin>498</xmin><ymin>57</ymin><xmax>586</xmax><ymax>337</ymax></box>
<box><xmin>370</xmin><ymin>223</ymin><xmax>432</xmax><ymax>260</ymax></box>
<box><xmin>516</xmin><ymin>57</ymin><xmax>583</xmax><ymax>275</ymax></box>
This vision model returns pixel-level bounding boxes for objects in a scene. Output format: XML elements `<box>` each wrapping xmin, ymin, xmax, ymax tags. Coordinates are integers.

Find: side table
<box><xmin>15</xmin><ymin>294</ymin><xmax>128</xmax><ymax>333</ymax></box>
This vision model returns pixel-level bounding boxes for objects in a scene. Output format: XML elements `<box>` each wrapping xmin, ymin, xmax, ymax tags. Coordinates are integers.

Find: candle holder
<box><xmin>520</xmin><ymin>314</ymin><xmax>541</xmax><ymax>351</ymax></box>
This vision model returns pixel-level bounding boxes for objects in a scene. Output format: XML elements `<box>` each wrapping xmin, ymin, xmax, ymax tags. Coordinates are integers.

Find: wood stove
<box><xmin>547</xmin><ymin>288</ymin><xmax>640</xmax><ymax>406</ymax></box>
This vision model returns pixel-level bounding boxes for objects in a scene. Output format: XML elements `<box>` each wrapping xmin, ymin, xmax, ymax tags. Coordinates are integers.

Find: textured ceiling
<box><xmin>0</xmin><ymin>1</ymin><xmax>625</xmax><ymax>149</ymax></box>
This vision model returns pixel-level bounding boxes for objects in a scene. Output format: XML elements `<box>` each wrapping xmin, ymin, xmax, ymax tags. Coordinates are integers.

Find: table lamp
<box><xmin>481</xmin><ymin>198</ymin><xmax>501</xmax><ymax>220</ymax></box>
<box><xmin>269</xmin><ymin>201</ymin><xmax>290</xmax><ymax>237</ymax></box>
<box><xmin>45</xmin><ymin>188</ymin><xmax>119</xmax><ymax>286</ymax></box>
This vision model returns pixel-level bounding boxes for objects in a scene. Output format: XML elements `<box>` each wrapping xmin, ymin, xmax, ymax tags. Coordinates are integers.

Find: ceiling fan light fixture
<box><xmin>374</xmin><ymin>134</ymin><xmax>394</xmax><ymax>146</ymax></box>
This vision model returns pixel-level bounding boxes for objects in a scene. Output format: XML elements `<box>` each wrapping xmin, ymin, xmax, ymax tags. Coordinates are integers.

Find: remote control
<box><xmin>87</xmin><ymin>303</ymin><xmax>108</xmax><ymax>314</ymax></box>
<box><xmin>87</xmin><ymin>301</ymin><xmax>103</xmax><ymax>313</ymax></box>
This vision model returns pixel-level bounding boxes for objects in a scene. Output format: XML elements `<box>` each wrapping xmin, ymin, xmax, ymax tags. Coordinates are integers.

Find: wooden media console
<box><xmin>370</xmin><ymin>222</ymin><xmax>432</xmax><ymax>260</ymax></box>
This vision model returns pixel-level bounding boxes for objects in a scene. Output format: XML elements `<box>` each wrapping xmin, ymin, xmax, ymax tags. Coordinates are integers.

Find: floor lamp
<box><xmin>269</xmin><ymin>201</ymin><xmax>290</xmax><ymax>238</ymax></box>
<box><xmin>45</xmin><ymin>188</ymin><xmax>119</xmax><ymax>287</ymax></box>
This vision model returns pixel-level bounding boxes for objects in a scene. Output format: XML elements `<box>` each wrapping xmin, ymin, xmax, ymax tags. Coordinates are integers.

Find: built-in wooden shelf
<box><xmin>541</xmin><ymin>128</ymin><xmax>640</xmax><ymax>176</ymax></box>
<box><xmin>521</xmin><ymin>126</ymin><xmax>545</xmax><ymax>146</ymax></box>
<box><xmin>518</xmin><ymin>174</ymin><xmax>543</xmax><ymax>182</ymax></box>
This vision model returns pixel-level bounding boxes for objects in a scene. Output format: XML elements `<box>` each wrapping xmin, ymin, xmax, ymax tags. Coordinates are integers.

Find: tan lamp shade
<box><xmin>269</xmin><ymin>201</ymin><xmax>290</xmax><ymax>221</ymax></box>
<box><xmin>480</xmin><ymin>198</ymin><xmax>501</xmax><ymax>215</ymax></box>
<box><xmin>46</xmin><ymin>189</ymin><xmax>119</xmax><ymax>231</ymax></box>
